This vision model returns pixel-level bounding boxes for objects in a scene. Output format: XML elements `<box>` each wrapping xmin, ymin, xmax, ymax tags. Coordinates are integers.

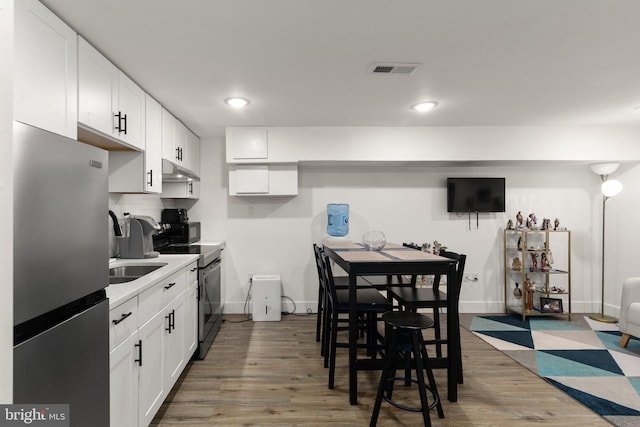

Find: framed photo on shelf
<box><xmin>540</xmin><ymin>297</ymin><xmax>563</xmax><ymax>313</ymax></box>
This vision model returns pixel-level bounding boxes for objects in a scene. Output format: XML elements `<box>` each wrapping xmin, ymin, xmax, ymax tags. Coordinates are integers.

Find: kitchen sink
<box><xmin>109</xmin><ymin>263</ymin><xmax>167</xmax><ymax>284</ymax></box>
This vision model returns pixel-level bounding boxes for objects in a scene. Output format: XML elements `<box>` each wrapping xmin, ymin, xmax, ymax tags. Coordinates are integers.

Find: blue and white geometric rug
<box><xmin>470</xmin><ymin>315</ymin><xmax>640</xmax><ymax>427</ymax></box>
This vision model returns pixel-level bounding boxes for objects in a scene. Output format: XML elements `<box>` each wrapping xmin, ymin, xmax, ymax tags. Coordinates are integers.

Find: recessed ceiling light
<box><xmin>224</xmin><ymin>97</ymin><xmax>250</xmax><ymax>108</ymax></box>
<box><xmin>412</xmin><ymin>101</ymin><xmax>438</xmax><ymax>112</ymax></box>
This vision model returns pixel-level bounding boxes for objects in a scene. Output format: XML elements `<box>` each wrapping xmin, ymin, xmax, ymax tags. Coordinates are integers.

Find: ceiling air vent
<box><xmin>369</xmin><ymin>63</ymin><xmax>420</xmax><ymax>75</ymax></box>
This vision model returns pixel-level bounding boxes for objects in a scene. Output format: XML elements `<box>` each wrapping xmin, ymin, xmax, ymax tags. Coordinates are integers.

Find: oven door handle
<box><xmin>199</xmin><ymin>259</ymin><xmax>221</xmax><ymax>301</ymax></box>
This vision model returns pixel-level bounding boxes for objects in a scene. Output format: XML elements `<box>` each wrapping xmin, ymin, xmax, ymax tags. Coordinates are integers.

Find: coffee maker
<box><xmin>118</xmin><ymin>215</ymin><xmax>161</xmax><ymax>258</ymax></box>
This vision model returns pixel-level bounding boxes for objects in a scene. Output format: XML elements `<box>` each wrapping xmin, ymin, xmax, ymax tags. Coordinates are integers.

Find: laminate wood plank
<box><xmin>151</xmin><ymin>314</ymin><xmax>611</xmax><ymax>426</ymax></box>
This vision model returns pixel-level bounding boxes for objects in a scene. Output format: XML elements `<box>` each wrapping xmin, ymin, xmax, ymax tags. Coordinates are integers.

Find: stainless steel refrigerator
<box><xmin>13</xmin><ymin>122</ymin><xmax>109</xmax><ymax>427</ymax></box>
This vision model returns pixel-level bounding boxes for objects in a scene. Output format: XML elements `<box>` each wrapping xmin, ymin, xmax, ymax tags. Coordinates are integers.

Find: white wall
<box><xmin>191</xmin><ymin>131</ymin><xmax>640</xmax><ymax>318</ymax></box>
<box><xmin>0</xmin><ymin>0</ymin><xmax>13</xmax><ymax>403</ymax></box>
<box><xmin>1</xmin><ymin>0</ymin><xmax>13</xmax><ymax>403</ymax></box>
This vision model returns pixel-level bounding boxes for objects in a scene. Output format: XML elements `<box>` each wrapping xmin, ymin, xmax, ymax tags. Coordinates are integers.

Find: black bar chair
<box><xmin>321</xmin><ymin>253</ymin><xmax>392</xmax><ymax>389</ymax></box>
<box><xmin>370</xmin><ymin>311</ymin><xmax>444</xmax><ymax>427</ymax></box>
<box><xmin>312</xmin><ymin>244</ymin><xmax>372</xmax><ymax>356</ymax></box>
<box><xmin>387</xmin><ymin>251</ymin><xmax>466</xmax><ymax>384</ymax></box>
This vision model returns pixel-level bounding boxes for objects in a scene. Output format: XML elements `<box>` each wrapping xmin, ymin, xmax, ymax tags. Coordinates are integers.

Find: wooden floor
<box><xmin>150</xmin><ymin>313</ymin><xmax>611</xmax><ymax>426</ymax></box>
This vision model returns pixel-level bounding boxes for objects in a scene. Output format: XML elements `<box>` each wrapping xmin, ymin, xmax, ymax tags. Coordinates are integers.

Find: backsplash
<box><xmin>108</xmin><ymin>194</ymin><xmax>177</xmax><ymax>257</ymax></box>
<box><xmin>108</xmin><ymin>193</ymin><xmax>176</xmax><ymax>222</ymax></box>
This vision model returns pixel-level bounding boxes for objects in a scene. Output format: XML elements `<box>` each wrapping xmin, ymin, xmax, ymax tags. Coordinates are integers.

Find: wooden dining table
<box><xmin>322</xmin><ymin>241</ymin><xmax>459</xmax><ymax>405</ymax></box>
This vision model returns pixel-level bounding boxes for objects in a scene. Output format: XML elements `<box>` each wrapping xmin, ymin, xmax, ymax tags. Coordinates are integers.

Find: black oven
<box><xmin>199</xmin><ymin>256</ymin><xmax>222</xmax><ymax>359</ymax></box>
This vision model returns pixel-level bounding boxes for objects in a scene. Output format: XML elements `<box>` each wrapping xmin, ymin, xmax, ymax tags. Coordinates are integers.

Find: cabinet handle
<box><xmin>188</xmin><ymin>182</ymin><xmax>193</xmax><ymax>194</ymax></box>
<box><xmin>165</xmin><ymin>312</ymin><xmax>172</xmax><ymax>333</ymax></box>
<box><xmin>114</xmin><ymin>112</ymin><xmax>127</xmax><ymax>134</ymax></box>
<box><xmin>175</xmin><ymin>147</ymin><xmax>181</xmax><ymax>162</ymax></box>
<box><xmin>134</xmin><ymin>340</ymin><xmax>142</xmax><ymax>366</ymax></box>
<box><xmin>165</xmin><ymin>309</ymin><xmax>176</xmax><ymax>332</ymax></box>
<box><xmin>190</xmin><ymin>267</ymin><xmax>197</xmax><ymax>272</ymax></box>
<box><xmin>164</xmin><ymin>282</ymin><xmax>176</xmax><ymax>290</ymax></box>
<box><xmin>112</xmin><ymin>311</ymin><xmax>132</xmax><ymax>325</ymax></box>
<box><xmin>147</xmin><ymin>169</ymin><xmax>153</xmax><ymax>186</ymax></box>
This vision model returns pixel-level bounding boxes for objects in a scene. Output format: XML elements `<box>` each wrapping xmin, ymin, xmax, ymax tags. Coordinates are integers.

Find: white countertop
<box><xmin>106</xmin><ymin>254</ymin><xmax>199</xmax><ymax>310</ymax></box>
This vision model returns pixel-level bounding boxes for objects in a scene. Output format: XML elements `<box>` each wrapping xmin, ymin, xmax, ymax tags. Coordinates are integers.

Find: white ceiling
<box><xmin>42</xmin><ymin>0</ymin><xmax>640</xmax><ymax>138</ymax></box>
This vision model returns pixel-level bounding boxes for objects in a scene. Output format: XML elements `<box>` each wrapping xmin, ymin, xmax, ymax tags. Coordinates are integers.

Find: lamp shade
<box><xmin>590</xmin><ymin>162</ymin><xmax>620</xmax><ymax>176</ymax></box>
<box><xmin>602</xmin><ymin>179</ymin><xmax>623</xmax><ymax>197</ymax></box>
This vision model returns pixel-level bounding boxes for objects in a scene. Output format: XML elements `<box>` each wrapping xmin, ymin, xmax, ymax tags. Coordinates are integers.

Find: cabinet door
<box><xmin>160</xmin><ymin>181</ymin><xmax>200</xmax><ymax>199</ymax></box>
<box><xmin>78</xmin><ymin>36</ymin><xmax>119</xmax><ymax>137</ymax></box>
<box><xmin>110</xmin><ymin>331</ymin><xmax>139</xmax><ymax>427</ymax></box>
<box><xmin>145</xmin><ymin>95</ymin><xmax>163</xmax><ymax>193</ymax></box>
<box><xmin>164</xmin><ymin>292</ymin><xmax>186</xmax><ymax>390</ymax></box>
<box><xmin>184</xmin><ymin>283</ymin><xmax>198</xmax><ymax>359</ymax></box>
<box><xmin>161</xmin><ymin>107</ymin><xmax>176</xmax><ymax>161</ymax></box>
<box><xmin>174</xmin><ymin>120</ymin><xmax>188</xmax><ymax>166</ymax></box>
<box><xmin>118</xmin><ymin>73</ymin><xmax>145</xmax><ymax>150</ymax></box>
<box><xmin>138</xmin><ymin>312</ymin><xmax>165</xmax><ymax>427</ymax></box>
<box><xmin>187</xmin><ymin>181</ymin><xmax>200</xmax><ymax>199</ymax></box>
<box><xmin>186</xmin><ymin>130</ymin><xmax>200</xmax><ymax>176</ymax></box>
<box><xmin>14</xmin><ymin>0</ymin><xmax>77</xmax><ymax>139</ymax></box>
<box><xmin>226</xmin><ymin>127</ymin><xmax>268</xmax><ymax>161</ymax></box>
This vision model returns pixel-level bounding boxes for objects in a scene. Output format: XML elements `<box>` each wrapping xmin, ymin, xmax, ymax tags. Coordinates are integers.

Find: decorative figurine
<box><xmin>541</xmin><ymin>218</ymin><xmax>551</xmax><ymax>230</ymax></box>
<box><xmin>526</xmin><ymin>213</ymin><xmax>537</xmax><ymax>229</ymax></box>
<box><xmin>513</xmin><ymin>283</ymin><xmax>523</xmax><ymax>306</ymax></box>
<box><xmin>511</xmin><ymin>257</ymin><xmax>521</xmax><ymax>270</ymax></box>
<box><xmin>524</xmin><ymin>276</ymin><xmax>535</xmax><ymax>311</ymax></box>
<box><xmin>516</xmin><ymin>211</ymin><xmax>524</xmax><ymax>229</ymax></box>
<box><xmin>554</xmin><ymin>218</ymin><xmax>560</xmax><ymax>230</ymax></box>
<box><xmin>517</xmin><ymin>236</ymin><xmax>522</xmax><ymax>250</ymax></box>
<box><xmin>540</xmin><ymin>253</ymin><xmax>550</xmax><ymax>271</ymax></box>
<box><xmin>432</xmin><ymin>240</ymin><xmax>446</xmax><ymax>255</ymax></box>
<box><xmin>507</xmin><ymin>219</ymin><xmax>513</xmax><ymax>229</ymax></box>
<box><xmin>530</xmin><ymin>253</ymin><xmax>539</xmax><ymax>271</ymax></box>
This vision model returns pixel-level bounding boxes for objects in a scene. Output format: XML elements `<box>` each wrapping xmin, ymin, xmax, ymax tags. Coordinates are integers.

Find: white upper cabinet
<box><xmin>107</xmin><ymin>95</ymin><xmax>162</xmax><ymax>193</ymax></box>
<box><xmin>228</xmin><ymin>164</ymin><xmax>298</xmax><ymax>196</ymax></box>
<box><xmin>226</xmin><ymin>127</ymin><xmax>268</xmax><ymax>162</ymax></box>
<box><xmin>161</xmin><ymin>107</ymin><xmax>178</xmax><ymax>162</ymax></box>
<box><xmin>161</xmin><ymin>181</ymin><xmax>200</xmax><ymax>199</ymax></box>
<box><xmin>118</xmin><ymin>73</ymin><xmax>146</xmax><ymax>150</ymax></box>
<box><xmin>78</xmin><ymin>36</ymin><xmax>145</xmax><ymax>151</ymax></box>
<box><xmin>144</xmin><ymin>95</ymin><xmax>162</xmax><ymax>193</ymax></box>
<box><xmin>186</xmin><ymin>130</ymin><xmax>200</xmax><ymax>176</ymax></box>
<box><xmin>14</xmin><ymin>0</ymin><xmax>78</xmax><ymax>139</ymax></box>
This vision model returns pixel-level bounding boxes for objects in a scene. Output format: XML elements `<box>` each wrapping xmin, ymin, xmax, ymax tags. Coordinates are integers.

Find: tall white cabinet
<box><xmin>78</xmin><ymin>36</ymin><xmax>145</xmax><ymax>151</ymax></box>
<box><xmin>14</xmin><ymin>0</ymin><xmax>77</xmax><ymax>139</ymax></box>
<box><xmin>108</xmin><ymin>95</ymin><xmax>163</xmax><ymax>193</ymax></box>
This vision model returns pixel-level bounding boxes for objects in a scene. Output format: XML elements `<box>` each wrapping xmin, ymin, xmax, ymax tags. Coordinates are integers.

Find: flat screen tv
<box><xmin>447</xmin><ymin>177</ymin><xmax>505</xmax><ymax>213</ymax></box>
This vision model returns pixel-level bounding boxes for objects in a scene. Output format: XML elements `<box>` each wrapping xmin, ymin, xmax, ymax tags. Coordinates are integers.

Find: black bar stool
<box><xmin>370</xmin><ymin>311</ymin><xmax>444</xmax><ymax>427</ymax></box>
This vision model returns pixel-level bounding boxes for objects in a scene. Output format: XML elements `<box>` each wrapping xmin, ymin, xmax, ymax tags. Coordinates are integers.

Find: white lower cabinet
<box><xmin>184</xmin><ymin>283</ymin><xmax>198</xmax><ymax>358</ymax></box>
<box><xmin>137</xmin><ymin>311</ymin><xmax>165</xmax><ymax>427</ymax></box>
<box><xmin>163</xmin><ymin>291</ymin><xmax>186</xmax><ymax>388</ymax></box>
<box><xmin>109</xmin><ymin>261</ymin><xmax>197</xmax><ymax>427</ymax></box>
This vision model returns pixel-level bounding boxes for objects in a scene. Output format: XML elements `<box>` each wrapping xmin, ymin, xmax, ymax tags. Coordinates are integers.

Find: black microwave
<box><xmin>168</xmin><ymin>221</ymin><xmax>200</xmax><ymax>244</ymax></box>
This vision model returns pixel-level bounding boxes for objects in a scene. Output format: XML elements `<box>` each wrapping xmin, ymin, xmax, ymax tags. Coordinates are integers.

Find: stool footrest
<box><xmin>383</xmin><ymin>377</ymin><xmax>440</xmax><ymax>412</ymax></box>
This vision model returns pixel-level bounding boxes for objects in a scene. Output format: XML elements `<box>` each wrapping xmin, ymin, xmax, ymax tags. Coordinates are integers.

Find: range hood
<box><xmin>162</xmin><ymin>159</ymin><xmax>200</xmax><ymax>182</ymax></box>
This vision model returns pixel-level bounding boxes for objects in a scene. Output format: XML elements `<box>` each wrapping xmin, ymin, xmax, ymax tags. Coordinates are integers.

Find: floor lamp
<box><xmin>588</xmin><ymin>162</ymin><xmax>623</xmax><ymax>323</ymax></box>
